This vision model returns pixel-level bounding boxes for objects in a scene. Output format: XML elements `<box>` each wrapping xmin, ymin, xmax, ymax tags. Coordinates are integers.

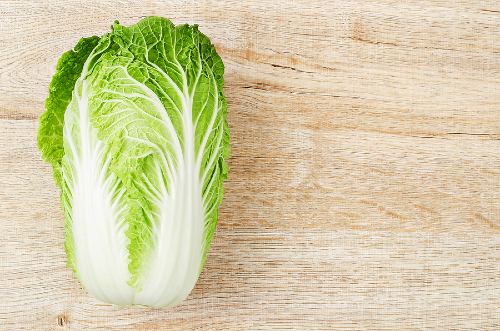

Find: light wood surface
<box><xmin>0</xmin><ymin>1</ymin><xmax>499</xmax><ymax>330</ymax></box>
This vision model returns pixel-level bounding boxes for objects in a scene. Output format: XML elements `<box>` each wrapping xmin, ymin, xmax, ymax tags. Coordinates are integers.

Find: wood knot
<box><xmin>57</xmin><ymin>314</ymin><xmax>68</xmax><ymax>327</ymax></box>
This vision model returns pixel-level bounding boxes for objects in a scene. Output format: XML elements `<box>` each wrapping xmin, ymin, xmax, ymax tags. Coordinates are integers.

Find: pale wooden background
<box><xmin>0</xmin><ymin>0</ymin><xmax>499</xmax><ymax>330</ymax></box>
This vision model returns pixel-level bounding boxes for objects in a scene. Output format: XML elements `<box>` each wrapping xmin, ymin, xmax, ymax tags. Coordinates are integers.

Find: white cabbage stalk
<box><xmin>38</xmin><ymin>17</ymin><xmax>229</xmax><ymax>307</ymax></box>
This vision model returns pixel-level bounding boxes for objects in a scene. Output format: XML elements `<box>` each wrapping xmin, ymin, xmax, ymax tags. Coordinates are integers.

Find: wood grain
<box><xmin>0</xmin><ymin>0</ymin><xmax>499</xmax><ymax>330</ymax></box>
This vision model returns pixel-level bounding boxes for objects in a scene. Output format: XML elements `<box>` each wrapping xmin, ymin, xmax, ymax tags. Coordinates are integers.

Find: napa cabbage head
<box><xmin>37</xmin><ymin>17</ymin><xmax>229</xmax><ymax>307</ymax></box>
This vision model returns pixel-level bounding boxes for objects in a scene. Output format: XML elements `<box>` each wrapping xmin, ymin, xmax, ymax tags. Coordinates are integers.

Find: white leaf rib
<box><xmin>202</xmin><ymin>166</ymin><xmax>218</xmax><ymax>202</ymax></box>
<box><xmin>193</xmin><ymin>91</ymin><xmax>211</xmax><ymax>130</ymax></box>
<box><xmin>195</xmin><ymin>74</ymin><xmax>220</xmax><ymax>168</ymax></box>
<box><xmin>189</xmin><ymin>43</ymin><xmax>203</xmax><ymax>100</ymax></box>
<box><xmin>200</xmin><ymin>120</ymin><xmax>224</xmax><ymax>184</ymax></box>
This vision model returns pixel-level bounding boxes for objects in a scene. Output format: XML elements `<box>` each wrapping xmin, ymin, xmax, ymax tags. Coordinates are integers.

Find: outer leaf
<box><xmin>38</xmin><ymin>36</ymin><xmax>100</xmax><ymax>187</ymax></box>
<box><xmin>38</xmin><ymin>36</ymin><xmax>101</xmax><ymax>272</ymax></box>
<box><xmin>60</xmin><ymin>34</ymin><xmax>137</xmax><ymax>304</ymax></box>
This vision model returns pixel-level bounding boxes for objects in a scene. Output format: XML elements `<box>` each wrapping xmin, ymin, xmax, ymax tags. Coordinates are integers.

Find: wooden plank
<box><xmin>0</xmin><ymin>1</ymin><xmax>498</xmax><ymax>330</ymax></box>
